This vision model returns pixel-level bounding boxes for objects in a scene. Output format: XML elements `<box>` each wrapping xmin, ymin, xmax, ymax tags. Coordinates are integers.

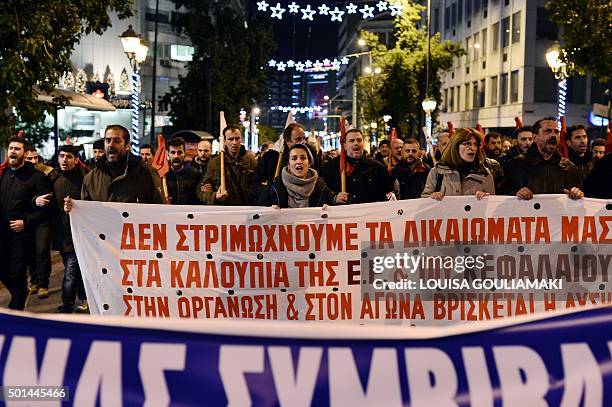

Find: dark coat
<box><xmin>166</xmin><ymin>165</ymin><xmax>201</xmax><ymax>205</ymax></box>
<box><xmin>583</xmin><ymin>153</ymin><xmax>612</xmax><ymax>198</ymax></box>
<box><xmin>81</xmin><ymin>154</ymin><xmax>165</xmax><ymax>203</ymax></box>
<box><xmin>498</xmin><ymin>145</ymin><xmax>521</xmax><ymax>169</ymax></box>
<box><xmin>267</xmin><ymin>175</ymin><xmax>335</xmax><ymax>208</ymax></box>
<box><xmin>568</xmin><ymin>148</ymin><xmax>596</xmax><ymax>187</ymax></box>
<box><xmin>190</xmin><ymin>157</ymin><xmax>210</xmax><ymax>177</ymax></box>
<box><xmin>0</xmin><ymin>162</ymin><xmax>52</xmax><ymax>241</ymax></box>
<box><xmin>51</xmin><ymin>166</ymin><xmax>87</xmax><ymax>252</ymax></box>
<box><xmin>198</xmin><ymin>149</ymin><xmax>257</xmax><ymax>205</ymax></box>
<box><xmin>251</xmin><ymin>144</ymin><xmax>321</xmax><ymax>206</ymax></box>
<box><xmin>499</xmin><ymin>143</ymin><xmax>581</xmax><ymax>196</ymax></box>
<box><xmin>391</xmin><ymin>159</ymin><xmax>430</xmax><ymax>199</ymax></box>
<box><xmin>321</xmin><ymin>155</ymin><xmax>393</xmax><ymax>204</ymax></box>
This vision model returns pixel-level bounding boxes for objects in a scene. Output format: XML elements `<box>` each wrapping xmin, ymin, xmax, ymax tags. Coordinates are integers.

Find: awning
<box><xmin>35</xmin><ymin>88</ymin><xmax>116</xmax><ymax>112</ymax></box>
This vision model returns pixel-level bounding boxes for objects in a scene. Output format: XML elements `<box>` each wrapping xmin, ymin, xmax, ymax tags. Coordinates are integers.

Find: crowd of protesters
<box><xmin>1</xmin><ymin>117</ymin><xmax>610</xmax><ymax>312</ymax></box>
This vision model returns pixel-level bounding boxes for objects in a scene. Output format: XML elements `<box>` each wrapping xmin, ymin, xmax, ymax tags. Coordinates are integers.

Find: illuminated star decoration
<box><xmin>268</xmin><ymin>59</ymin><xmax>277</xmax><ymax>67</ymax></box>
<box><xmin>301</xmin><ymin>5</ymin><xmax>316</xmax><ymax>21</ymax></box>
<box><xmin>331</xmin><ymin>59</ymin><xmax>341</xmax><ymax>70</ymax></box>
<box><xmin>318</xmin><ymin>4</ymin><xmax>331</xmax><ymax>16</ymax></box>
<box><xmin>313</xmin><ymin>60</ymin><xmax>323</xmax><ymax>69</ymax></box>
<box><xmin>376</xmin><ymin>1</ymin><xmax>388</xmax><ymax>12</ymax></box>
<box><xmin>270</xmin><ymin>3</ymin><xmax>285</xmax><ymax>19</ymax></box>
<box><xmin>295</xmin><ymin>62</ymin><xmax>305</xmax><ymax>71</ymax></box>
<box><xmin>304</xmin><ymin>60</ymin><xmax>313</xmax><ymax>68</ymax></box>
<box><xmin>389</xmin><ymin>3</ymin><xmax>403</xmax><ymax>16</ymax></box>
<box><xmin>346</xmin><ymin>3</ymin><xmax>358</xmax><ymax>14</ymax></box>
<box><xmin>360</xmin><ymin>4</ymin><xmax>375</xmax><ymax>19</ymax></box>
<box><xmin>287</xmin><ymin>60</ymin><xmax>295</xmax><ymax>67</ymax></box>
<box><xmin>256</xmin><ymin>1</ymin><xmax>269</xmax><ymax>11</ymax></box>
<box><xmin>277</xmin><ymin>61</ymin><xmax>286</xmax><ymax>71</ymax></box>
<box><xmin>329</xmin><ymin>7</ymin><xmax>345</xmax><ymax>22</ymax></box>
<box><xmin>288</xmin><ymin>2</ymin><xmax>300</xmax><ymax>14</ymax></box>
<box><xmin>340</xmin><ymin>57</ymin><xmax>350</xmax><ymax>65</ymax></box>
<box><xmin>322</xmin><ymin>58</ymin><xmax>331</xmax><ymax>66</ymax></box>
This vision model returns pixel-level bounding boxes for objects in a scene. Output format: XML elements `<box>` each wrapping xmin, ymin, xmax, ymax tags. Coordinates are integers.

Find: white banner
<box><xmin>70</xmin><ymin>196</ymin><xmax>612</xmax><ymax>324</ymax></box>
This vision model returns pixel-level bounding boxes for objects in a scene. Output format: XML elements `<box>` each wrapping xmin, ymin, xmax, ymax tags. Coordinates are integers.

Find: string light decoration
<box><xmin>271</xmin><ymin>105</ymin><xmax>323</xmax><ymax>113</ymax></box>
<box><xmin>256</xmin><ymin>1</ymin><xmax>403</xmax><ymax>22</ymax></box>
<box><xmin>268</xmin><ymin>56</ymin><xmax>352</xmax><ymax>72</ymax></box>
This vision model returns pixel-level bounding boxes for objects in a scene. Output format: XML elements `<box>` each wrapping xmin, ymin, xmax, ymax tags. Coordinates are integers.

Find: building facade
<box><xmin>435</xmin><ymin>0</ymin><xmax>609</xmax><ymax>134</ymax></box>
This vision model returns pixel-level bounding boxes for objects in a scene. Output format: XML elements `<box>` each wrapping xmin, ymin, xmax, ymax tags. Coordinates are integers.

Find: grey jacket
<box><xmin>421</xmin><ymin>164</ymin><xmax>495</xmax><ymax>197</ymax></box>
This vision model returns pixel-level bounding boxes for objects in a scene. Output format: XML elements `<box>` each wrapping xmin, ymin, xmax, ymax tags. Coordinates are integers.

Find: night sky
<box><xmin>271</xmin><ymin>10</ymin><xmax>339</xmax><ymax>60</ymax></box>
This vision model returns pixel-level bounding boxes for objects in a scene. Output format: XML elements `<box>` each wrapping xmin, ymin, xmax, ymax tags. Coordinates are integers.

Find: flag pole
<box><xmin>340</xmin><ymin>117</ymin><xmax>347</xmax><ymax>193</ymax></box>
<box><xmin>219</xmin><ymin>111</ymin><xmax>227</xmax><ymax>192</ymax></box>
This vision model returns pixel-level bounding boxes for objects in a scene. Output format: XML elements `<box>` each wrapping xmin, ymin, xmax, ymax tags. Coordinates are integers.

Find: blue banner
<box><xmin>0</xmin><ymin>307</ymin><xmax>610</xmax><ymax>406</ymax></box>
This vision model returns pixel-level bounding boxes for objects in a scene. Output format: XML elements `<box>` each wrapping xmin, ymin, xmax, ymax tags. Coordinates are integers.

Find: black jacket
<box><xmin>391</xmin><ymin>159</ymin><xmax>430</xmax><ymax>199</ymax></box>
<box><xmin>251</xmin><ymin>144</ymin><xmax>321</xmax><ymax>206</ymax></box>
<box><xmin>190</xmin><ymin>157</ymin><xmax>210</xmax><ymax>177</ymax></box>
<box><xmin>267</xmin><ymin>175</ymin><xmax>335</xmax><ymax>208</ymax></box>
<box><xmin>321</xmin><ymin>155</ymin><xmax>393</xmax><ymax>204</ymax></box>
<box><xmin>498</xmin><ymin>145</ymin><xmax>521</xmax><ymax>169</ymax></box>
<box><xmin>81</xmin><ymin>154</ymin><xmax>165</xmax><ymax>203</ymax></box>
<box><xmin>166</xmin><ymin>165</ymin><xmax>201</xmax><ymax>205</ymax></box>
<box><xmin>583</xmin><ymin>153</ymin><xmax>612</xmax><ymax>198</ymax></box>
<box><xmin>500</xmin><ymin>143</ymin><xmax>581</xmax><ymax>195</ymax></box>
<box><xmin>568</xmin><ymin>148</ymin><xmax>596</xmax><ymax>187</ymax></box>
<box><xmin>51</xmin><ymin>167</ymin><xmax>87</xmax><ymax>252</ymax></box>
<box><xmin>0</xmin><ymin>162</ymin><xmax>52</xmax><ymax>241</ymax></box>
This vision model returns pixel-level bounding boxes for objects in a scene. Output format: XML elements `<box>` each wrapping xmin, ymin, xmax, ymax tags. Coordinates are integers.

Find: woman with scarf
<box><xmin>421</xmin><ymin>128</ymin><xmax>495</xmax><ymax>200</ymax></box>
<box><xmin>268</xmin><ymin>144</ymin><xmax>348</xmax><ymax>208</ymax></box>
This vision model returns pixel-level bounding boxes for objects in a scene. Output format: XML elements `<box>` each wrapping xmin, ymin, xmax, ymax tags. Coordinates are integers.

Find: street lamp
<box><xmin>422</xmin><ymin>98</ymin><xmax>437</xmax><ymax>153</ymax></box>
<box><xmin>120</xmin><ymin>25</ymin><xmax>148</xmax><ymax>155</ymax></box>
<box><xmin>546</xmin><ymin>43</ymin><xmax>568</xmax><ymax>128</ymax></box>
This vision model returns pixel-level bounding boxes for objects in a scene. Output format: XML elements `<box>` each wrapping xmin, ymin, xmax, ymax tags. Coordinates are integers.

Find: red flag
<box><xmin>514</xmin><ymin>117</ymin><xmax>524</xmax><ymax>129</ymax></box>
<box><xmin>339</xmin><ymin>117</ymin><xmax>347</xmax><ymax>176</ymax></box>
<box><xmin>606</xmin><ymin>121</ymin><xmax>612</xmax><ymax>153</ymax></box>
<box><xmin>475</xmin><ymin>124</ymin><xmax>486</xmax><ymax>152</ymax></box>
<box><xmin>151</xmin><ymin>134</ymin><xmax>169</xmax><ymax>178</ymax></box>
<box><xmin>16</xmin><ymin>130</ymin><xmax>25</xmax><ymax>139</ymax></box>
<box><xmin>387</xmin><ymin>127</ymin><xmax>397</xmax><ymax>173</ymax></box>
<box><xmin>447</xmin><ymin>122</ymin><xmax>455</xmax><ymax>137</ymax></box>
<box><xmin>66</xmin><ymin>136</ymin><xmax>72</xmax><ymax>145</ymax></box>
<box><xmin>0</xmin><ymin>160</ymin><xmax>6</xmax><ymax>178</ymax></box>
<box><xmin>558</xmin><ymin>117</ymin><xmax>569</xmax><ymax>159</ymax></box>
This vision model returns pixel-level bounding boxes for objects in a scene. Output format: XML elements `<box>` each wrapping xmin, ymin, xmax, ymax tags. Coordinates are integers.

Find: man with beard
<box><xmin>199</xmin><ymin>125</ymin><xmax>257</xmax><ymax>205</ymax></box>
<box><xmin>24</xmin><ymin>146</ymin><xmax>58</xmax><ymax>299</ymax></box>
<box><xmin>385</xmin><ymin>138</ymin><xmax>404</xmax><ymax>170</ymax></box>
<box><xmin>89</xmin><ymin>138</ymin><xmax>105</xmax><ymax>169</ymax></box>
<box><xmin>499</xmin><ymin>126</ymin><xmax>533</xmax><ymax>168</ymax></box>
<box><xmin>139</xmin><ymin>144</ymin><xmax>155</xmax><ymax>165</ymax></box>
<box><xmin>191</xmin><ymin>140</ymin><xmax>212</xmax><ymax>176</ymax></box>
<box><xmin>322</xmin><ymin>129</ymin><xmax>394</xmax><ymax>204</ymax></box>
<box><xmin>391</xmin><ymin>138</ymin><xmax>430</xmax><ymax>199</ymax></box>
<box><xmin>484</xmin><ymin>132</ymin><xmax>503</xmax><ymax>161</ymax></box>
<box><xmin>591</xmin><ymin>138</ymin><xmax>607</xmax><ymax>160</ymax></box>
<box><xmin>251</xmin><ymin>123</ymin><xmax>320</xmax><ymax>205</ymax></box>
<box><xmin>65</xmin><ymin>125</ymin><xmax>165</xmax><ymax>209</ymax></box>
<box><xmin>566</xmin><ymin>124</ymin><xmax>596</xmax><ymax>184</ymax></box>
<box><xmin>500</xmin><ymin>117</ymin><xmax>583</xmax><ymax>199</ymax></box>
<box><xmin>165</xmin><ymin>137</ymin><xmax>200</xmax><ymax>205</ymax></box>
<box><xmin>46</xmin><ymin>145</ymin><xmax>89</xmax><ymax>313</ymax></box>
<box><xmin>0</xmin><ymin>136</ymin><xmax>51</xmax><ymax>310</ymax></box>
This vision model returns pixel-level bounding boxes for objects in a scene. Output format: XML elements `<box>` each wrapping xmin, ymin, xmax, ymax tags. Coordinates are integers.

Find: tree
<box><xmin>0</xmin><ymin>0</ymin><xmax>132</xmax><ymax>145</ymax></box>
<box><xmin>161</xmin><ymin>1</ymin><xmax>276</xmax><ymax>137</ymax></box>
<box><xmin>546</xmin><ymin>0</ymin><xmax>612</xmax><ymax>81</ymax></box>
<box><xmin>357</xmin><ymin>0</ymin><xmax>464</xmax><ymax>137</ymax></box>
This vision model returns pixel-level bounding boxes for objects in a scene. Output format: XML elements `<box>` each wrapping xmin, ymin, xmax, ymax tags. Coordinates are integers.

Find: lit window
<box><xmin>170</xmin><ymin>45</ymin><xmax>195</xmax><ymax>62</ymax></box>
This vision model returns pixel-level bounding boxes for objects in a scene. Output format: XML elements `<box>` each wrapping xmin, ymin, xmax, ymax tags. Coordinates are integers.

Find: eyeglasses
<box><xmin>460</xmin><ymin>141</ymin><xmax>480</xmax><ymax>148</ymax></box>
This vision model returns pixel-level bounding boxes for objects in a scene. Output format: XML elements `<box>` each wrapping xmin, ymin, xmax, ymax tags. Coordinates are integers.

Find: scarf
<box><xmin>281</xmin><ymin>167</ymin><xmax>318</xmax><ymax>208</ymax></box>
<box><xmin>344</xmin><ymin>154</ymin><xmax>364</xmax><ymax>176</ymax></box>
